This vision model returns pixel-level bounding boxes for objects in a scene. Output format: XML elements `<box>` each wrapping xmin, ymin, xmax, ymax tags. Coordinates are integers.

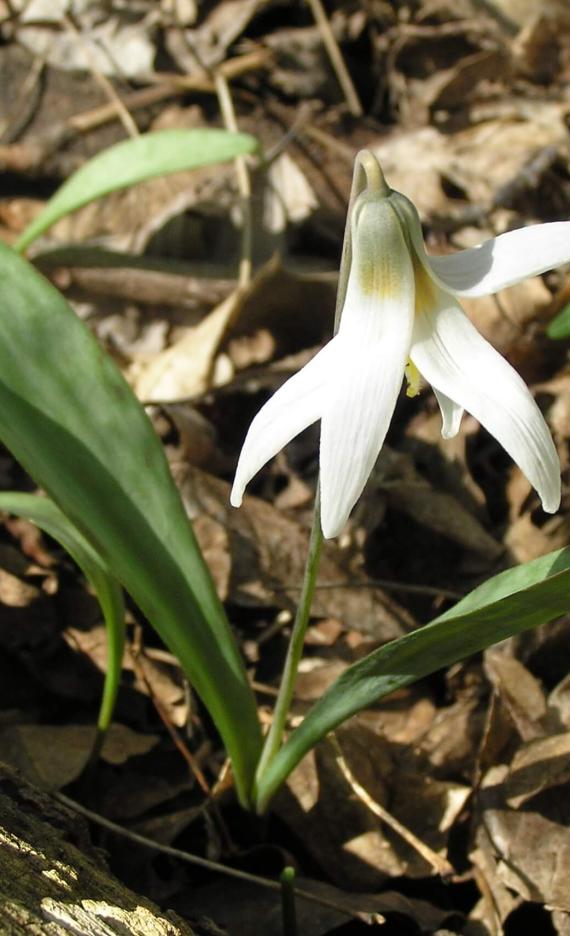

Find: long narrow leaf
<box><xmin>254</xmin><ymin>547</ymin><xmax>570</xmax><ymax>812</ymax></box>
<box><xmin>0</xmin><ymin>243</ymin><xmax>262</xmax><ymax>804</ymax></box>
<box><xmin>15</xmin><ymin>128</ymin><xmax>258</xmax><ymax>252</ymax></box>
<box><xmin>0</xmin><ymin>492</ymin><xmax>124</xmax><ymax>735</ymax></box>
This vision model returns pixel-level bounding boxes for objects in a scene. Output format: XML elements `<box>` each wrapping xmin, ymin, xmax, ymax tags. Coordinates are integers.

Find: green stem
<box><xmin>254</xmin><ymin>488</ymin><xmax>324</xmax><ymax>807</ymax></box>
<box><xmin>280</xmin><ymin>866</ymin><xmax>298</xmax><ymax>936</ymax></box>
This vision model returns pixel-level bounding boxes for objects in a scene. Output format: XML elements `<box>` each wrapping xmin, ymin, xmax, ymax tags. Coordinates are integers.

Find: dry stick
<box><xmin>62</xmin><ymin>12</ymin><xmax>139</xmax><ymax>138</ymax></box>
<box><xmin>128</xmin><ymin>639</ymin><xmax>212</xmax><ymax>799</ymax></box>
<box><xmin>214</xmin><ymin>72</ymin><xmax>253</xmax><ymax>288</ymax></box>
<box><xmin>0</xmin><ymin>52</ymin><xmax>270</xmax><ymax>173</ymax></box>
<box><xmin>330</xmin><ymin>735</ymin><xmax>454</xmax><ymax>879</ymax></box>
<box><xmin>69</xmin><ymin>50</ymin><xmax>271</xmax><ymax>135</ymax></box>
<box><xmin>54</xmin><ymin>792</ymin><xmax>383</xmax><ymax>924</ymax></box>
<box><xmin>306</xmin><ymin>0</ymin><xmax>362</xmax><ymax>117</ymax></box>
<box><xmin>278</xmin><ymin>578</ymin><xmax>463</xmax><ymax>601</ymax></box>
<box><xmin>0</xmin><ymin>53</ymin><xmax>45</xmax><ymax>143</ymax></box>
<box><xmin>128</xmin><ymin>637</ymin><xmax>235</xmax><ymax>854</ymax></box>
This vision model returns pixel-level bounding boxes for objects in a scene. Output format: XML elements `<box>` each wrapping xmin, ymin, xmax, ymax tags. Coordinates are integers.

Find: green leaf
<box><xmin>547</xmin><ymin>302</ymin><xmax>570</xmax><ymax>340</ymax></box>
<box><xmin>0</xmin><ymin>242</ymin><xmax>262</xmax><ymax>805</ymax></box>
<box><xmin>254</xmin><ymin>547</ymin><xmax>570</xmax><ymax>812</ymax></box>
<box><xmin>15</xmin><ymin>128</ymin><xmax>258</xmax><ymax>252</ymax></box>
<box><xmin>0</xmin><ymin>492</ymin><xmax>124</xmax><ymax>737</ymax></box>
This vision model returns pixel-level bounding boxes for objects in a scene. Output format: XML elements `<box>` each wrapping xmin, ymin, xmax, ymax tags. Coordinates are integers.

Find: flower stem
<box><xmin>254</xmin><ymin>488</ymin><xmax>324</xmax><ymax>794</ymax></box>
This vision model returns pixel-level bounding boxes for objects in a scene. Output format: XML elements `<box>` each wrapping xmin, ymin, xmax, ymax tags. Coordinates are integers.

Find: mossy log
<box><xmin>0</xmin><ymin>762</ymin><xmax>195</xmax><ymax>935</ymax></box>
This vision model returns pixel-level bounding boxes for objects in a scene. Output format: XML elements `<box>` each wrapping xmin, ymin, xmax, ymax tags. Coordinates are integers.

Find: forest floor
<box><xmin>1</xmin><ymin>1</ymin><xmax>570</xmax><ymax>933</ymax></box>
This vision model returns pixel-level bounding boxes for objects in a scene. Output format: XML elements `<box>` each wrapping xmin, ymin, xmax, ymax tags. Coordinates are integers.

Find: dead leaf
<box><xmin>0</xmin><ymin>723</ymin><xmax>158</xmax><ymax>789</ymax></box>
<box><xmin>276</xmin><ymin>721</ymin><xmax>468</xmax><ymax>886</ymax></box>
<box><xmin>371</xmin><ymin>446</ymin><xmax>503</xmax><ymax>559</ymax></box>
<box><xmin>505</xmin><ymin>732</ymin><xmax>570</xmax><ymax>807</ymax></box>
<box><xmin>485</xmin><ymin>650</ymin><xmax>547</xmax><ymax>740</ymax></box>
<box><xmin>130</xmin><ymin>290</ymin><xmax>242</xmax><ymax>402</ymax></box>
<box><xmin>184</xmin><ymin>467</ymin><xmax>414</xmax><ymax>641</ymax></box>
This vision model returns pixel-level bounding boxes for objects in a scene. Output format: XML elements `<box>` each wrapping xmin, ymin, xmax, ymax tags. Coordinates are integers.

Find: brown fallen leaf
<box><xmin>484</xmin><ymin>649</ymin><xmax>547</xmax><ymax>741</ymax></box>
<box><xmin>0</xmin><ymin>723</ymin><xmax>158</xmax><ymax>790</ymax></box>
<box><xmin>175</xmin><ymin>874</ymin><xmax>459</xmax><ymax>935</ymax></box>
<box><xmin>505</xmin><ymin>732</ymin><xmax>570</xmax><ymax>808</ymax></box>
<box><xmin>477</xmin><ymin>766</ymin><xmax>570</xmax><ymax>911</ymax></box>
<box><xmin>131</xmin><ymin>290</ymin><xmax>243</xmax><ymax>403</ymax></box>
<box><xmin>275</xmin><ymin>720</ymin><xmax>468</xmax><ymax>887</ymax></box>
<box><xmin>371</xmin><ymin>446</ymin><xmax>503</xmax><ymax>559</ymax></box>
<box><xmin>130</xmin><ymin>257</ymin><xmax>336</xmax><ymax>402</ymax></box>
<box><xmin>184</xmin><ymin>466</ymin><xmax>414</xmax><ymax>641</ymax></box>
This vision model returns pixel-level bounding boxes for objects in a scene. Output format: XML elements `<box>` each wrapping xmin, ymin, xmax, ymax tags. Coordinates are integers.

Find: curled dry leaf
<box><xmin>476</xmin><ymin>763</ymin><xmax>570</xmax><ymax>912</ymax></box>
<box><xmin>0</xmin><ymin>723</ymin><xmax>158</xmax><ymax>790</ymax></box>
<box><xmin>275</xmin><ymin>721</ymin><xmax>469</xmax><ymax>887</ymax></box>
<box><xmin>184</xmin><ymin>467</ymin><xmax>414</xmax><ymax>641</ymax></box>
<box><xmin>372</xmin><ymin>101</ymin><xmax>569</xmax><ymax>217</ymax></box>
<box><xmin>484</xmin><ymin>649</ymin><xmax>548</xmax><ymax>740</ymax></box>
<box><xmin>371</xmin><ymin>446</ymin><xmax>503</xmax><ymax>559</ymax></box>
<box><xmin>131</xmin><ymin>258</ymin><xmax>335</xmax><ymax>402</ymax></box>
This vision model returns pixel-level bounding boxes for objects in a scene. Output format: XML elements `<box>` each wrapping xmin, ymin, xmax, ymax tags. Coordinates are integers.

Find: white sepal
<box><xmin>230</xmin><ymin>339</ymin><xmax>339</xmax><ymax>508</ymax></box>
<box><xmin>410</xmin><ymin>287</ymin><xmax>560</xmax><ymax>513</ymax></box>
<box><xmin>319</xmin><ymin>196</ymin><xmax>415</xmax><ymax>537</ymax></box>
<box><xmin>428</xmin><ymin>223</ymin><xmax>570</xmax><ymax>298</ymax></box>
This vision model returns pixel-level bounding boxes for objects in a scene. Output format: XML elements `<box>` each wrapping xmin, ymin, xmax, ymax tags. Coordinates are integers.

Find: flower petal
<box><xmin>410</xmin><ymin>289</ymin><xmax>560</xmax><ymax>512</ymax></box>
<box><xmin>230</xmin><ymin>339</ymin><xmax>338</xmax><ymax>507</ymax></box>
<box><xmin>319</xmin><ymin>197</ymin><xmax>415</xmax><ymax>538</ymax></box>
<box><xmin>433</xmin><ymin>388</ymin><xmax>463</xmax><ymax>439</ymax></box>
<box><xmin>427</xmin><ymin>223</ymin><xmax>570</xmax><ymax>297</ymax></box>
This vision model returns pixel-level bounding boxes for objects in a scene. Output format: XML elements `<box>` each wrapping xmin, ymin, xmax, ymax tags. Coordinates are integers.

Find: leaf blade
<box><xmin>15</xmin><ymin>128</ymin><xmax>258</xmax><ymax>251</ymax></box>
<box><xmin>254</xmin><ymin>547</ymin><xmax>570</xmax><ymax>811</ymax></box>
<box><xmin>0</xmin><ymin>492</ymin><xmax>125</xmax><ymax>735</ymax></box>
<box><xmin>0</xmin><ymin>243</ymin><xmax>262</xmax><ymax>804</ymax></box>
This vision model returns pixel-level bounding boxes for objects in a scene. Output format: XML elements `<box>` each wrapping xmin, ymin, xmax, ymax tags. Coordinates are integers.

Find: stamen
<box><xmin>405</xmin><ymin>360</ymin><xmax>421</xmax><ymax>397</ymax></box>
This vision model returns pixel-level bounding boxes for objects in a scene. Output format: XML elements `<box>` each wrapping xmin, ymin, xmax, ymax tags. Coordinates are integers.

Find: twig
<box><xmin>306</xmin><ymin>0</ymin><xmax>362</xmax><ymax>116</ymax></box>
<box><xmin>330</xmin><ymin>735</ymin><xmax>454</xmax><ymax>878</ymax></box>
<box><xmin>0</xmin><ymin>53</ymin><xmax>45</xmax><ymax>143</ymax></box>
<box><xmin>214</xmin><ymin>72</ymin><xmax>253</xmax><ymax>288</ymax></box>
<box><xmin>277</xmin><ymin>578</ymin><xmax>463</xmax><ymax>601</ymax></box>
<box><xmin>128</xmin><ymin>636</ymin><xmax>211</xmax><ymax>799</ymax></box>
<box><xmin>54</xmin><ymin>792</ymin><xmax>384</xmax><ymax>924</ymax></box>
<box><xmin>62</xmin><ymin>12</ymin><xmax>139</xmax><ymax>138</ymax></box>
<box><xmin>0</xmin><ymin>51</ymin><xmax>270</xmax><ymax>175</ymax></box>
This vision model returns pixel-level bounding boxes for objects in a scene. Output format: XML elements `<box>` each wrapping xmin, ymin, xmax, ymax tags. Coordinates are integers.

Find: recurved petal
<box><xmin>410</xmin><ymin>289</ymin><xmax>560</xmax><ymax>512</ymax></box>
<box><xmin>433</xmin><ymin>388</ymin><xmax>464</xmax><ymax>439</ymax></box>
<box><xmin>427</xmin><ymin>223</ymin><xmax>570</xmax><ymax>297</ymax></box>
<box><xmin>230</xmin><ymin>338</ymin><xmax>338</xmax><ymax>507</ymax></box>
<box><xmin>319</xmin><ymin>196</ymin><xmax>415</xmax><ymax>538</ymax></box>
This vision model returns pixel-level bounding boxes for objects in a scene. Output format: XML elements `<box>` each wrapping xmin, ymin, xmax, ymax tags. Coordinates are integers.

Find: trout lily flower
<box><xmin>231</xmin><ymin>150</ymin><xmax>566</xmax><ymax>538</ymax></box>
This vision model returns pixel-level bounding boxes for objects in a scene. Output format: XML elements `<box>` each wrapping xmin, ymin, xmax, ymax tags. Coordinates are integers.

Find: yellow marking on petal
<box><xmin>405</xmin><ymin>360</ymin><xmax>421</xmax><ymax>397</ymax></box>
<box><xmin>354</xmin><ymin>201</ymin><xmax>409</xmax><ymax>300</ymax></box>
<box><xmin>358</xmin><ymin>250</ymin><xmax>403</xmax><ymax>299</ymax></box>
<box><xmin>412</xmin><ymin>250</ymin><xmax>438</xmax><ymax>316</ymax></box>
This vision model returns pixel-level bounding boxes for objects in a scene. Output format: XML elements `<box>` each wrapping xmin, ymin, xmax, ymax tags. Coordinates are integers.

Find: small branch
<box><xmin>306</xmin><ymin>0</ymin><xmax>362</xmax><ymax>116</ymax></box>
<box><xmin>330</xmin><ymin>735</ymin><xmax>454</xmax><ymax>878</ymax></box>
<box><xmin>62</xmin><ymin>13</ymin><xmax>139</xmax><ymax>139</ymax></box>
<box><xmin>214</xmin><ymin>72</ymin><xmax>253</xmax><ymax>288</ymax></box>
<box><xmin>277</xmin><ymin>578</ymin><xmax>463</xmax><ymax>601</ymax></box>
<box><xmin>54</xmin><ymin>792</ymin><xmax>382</xmax><ymax>923</ymax></box>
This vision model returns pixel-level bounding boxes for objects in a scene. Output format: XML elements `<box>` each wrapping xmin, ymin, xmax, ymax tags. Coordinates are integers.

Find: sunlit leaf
<box><xmin>547</xmin><ymin>302</ymin><xmax>570</xmax><ymax>340</ymax></box>
<box><xmin>0</xmin><ymin>492</ymin><xmax>124</xmax><ymax>737</ymax></box>
<box><xmin>254</xmin><ymin>547</ymin><xmax>570</xmax><ymax>812</ymax></box>
<box><xmin>15</xmin><ymin>128</ymin><xmax>258</xmax><ymax>252</ymax></box>
<box><xmin>0</xmin><ymin>242</ymin><xmax>262</xmax><ymax>805</ymax></box>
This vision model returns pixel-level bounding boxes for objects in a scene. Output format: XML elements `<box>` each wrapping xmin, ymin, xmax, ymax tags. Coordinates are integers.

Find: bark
<box><xmin>0</xmin><ymin>762</ymin><xmax>195</xmax><ymax>935</ymax></box>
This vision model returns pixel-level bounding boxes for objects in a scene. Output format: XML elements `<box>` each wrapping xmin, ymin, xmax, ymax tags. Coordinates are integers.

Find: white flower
<box><xmin>231</xmin><ymin>150</ymin><xmax>566</xmax><ymax>538</ymax></box>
